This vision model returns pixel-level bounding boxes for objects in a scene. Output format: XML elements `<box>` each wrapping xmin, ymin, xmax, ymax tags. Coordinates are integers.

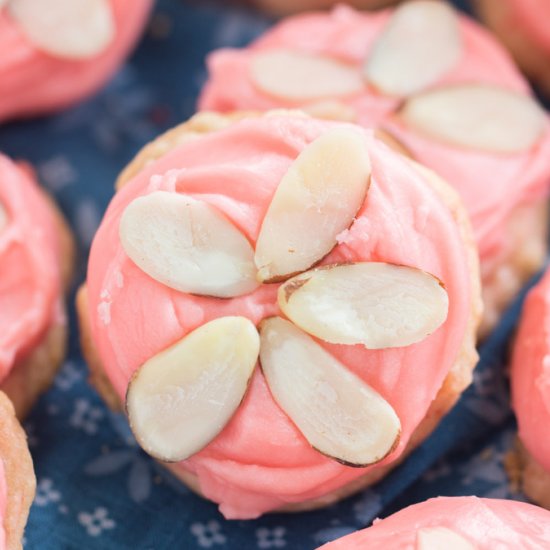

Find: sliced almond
<box><xmin>126</xmin><ymin>316</ymin><xmax>260</xmax><ymax>462</ymax></box>
<box><xmin>416</xmin><ymin>527</ymin><xmax>475</xmax><ymax>550</ymax></box>
<box><xmin>364</xmin><ymin>0</ymin><xmax>461</xmax><ymax>97</ymax></box>
<box><xmin>278</xmin><ymin>263</ymin><xmax>448</xmax><ymax>349</ymax></box>
<box><xmin>250</xmin><ymin>49</ymin><xmax>364</xmax><ymax>101</ymax></box>
<box><xmin>254</xmin><ymin>128</ymin><xmax>371</xmax><ymax>283</ymax></box>
<box><xmin>260</xmin><ymin>317</ymin><xmax>400</xmax><ymax>466</ymax></box>
<box><xmin>303</xmin><ymin>101</ymin><xmax>357</xmax><ymax>122</ymax></box>
<box><xmin>400</xmin><ymin>84</ymin><xmax>546</xmax><ymax>153</ymax></box>
<box><xmin>9</xmin><ymin>0</ymin><xmax>115</xmax><ymax>59</ymax></box>
<box><xmin>120</xmin><ymin>191</ymin><xmax>259</xmax><ymax>298</ymax></box>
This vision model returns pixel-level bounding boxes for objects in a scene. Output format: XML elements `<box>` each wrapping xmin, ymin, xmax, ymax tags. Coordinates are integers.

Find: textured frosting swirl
<box><xmin>318</xmin><ymin>496</ymin><xmax>550</xmax><ymax>548</ymax></box>
<box><xmin>0</xmin><ymin>154</ymin><xmax>63</xmax><ymax>381</ymax></box>
<box><xmin>87</xmin><ymin>114</ymin><xmax>475</xmax><ymax>518</ymax></box>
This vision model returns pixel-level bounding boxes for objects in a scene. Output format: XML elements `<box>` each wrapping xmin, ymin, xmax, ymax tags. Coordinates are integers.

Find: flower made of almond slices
<box><xmin>249</xmin><ymin>0</ymin><xmax>546</xmax><ymax>154</ymax></box>
<box><xmin>0</xmin><ymin>0</ymin><xmax>115</xmax><ymax>60</ymax></box>
<box><xmin>121</xmin><ymin>127</ymin><xmax>449</xmax><ymax>468</ymax></box>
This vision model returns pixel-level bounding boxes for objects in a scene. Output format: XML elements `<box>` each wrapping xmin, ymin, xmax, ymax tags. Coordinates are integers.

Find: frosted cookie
<box><xmin>0</xmin><ymin>153</ymin><xmax>74</xmax><ymax>417</ymax></box>
<box><xmin>477</xmin><ymin>0</ymin><xmax>550</xmax><ymax>97</ymax></box>
<box><xmin>0</xmin><ymin>0</ymin><xmax>152</xmax><ymax>121</ymax></box>
<box><xmin>511</xmin><ymin>266</ymin><xmax>550</xmax><ymax>509</ymax></box>
<box><xmin>200</xmin><ymin>1</ymin><xmax>550</xmax><ymax>336</ymax></box>
<box><xmin>318</xmin><ymin>496</ymin><xmax>550</xmax><ymax>548</ymax></box>
<box><xmin>0</xmin><ymin>391</ymin><xmax>35</xmax><ymax>550</ymax></box>
<box><xmin>78</xmin><ymin>111</ymin><xmax>481</xmax><ymax>519</ymax></box>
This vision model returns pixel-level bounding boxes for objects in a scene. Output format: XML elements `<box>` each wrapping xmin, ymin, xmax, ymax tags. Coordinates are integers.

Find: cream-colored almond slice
<box><xmin>400</xmin><ymin>84</ymin><xmax>546</xmax><ymax>153</ymax></box>
<box><xmin>251</xmin><ymin>49</ymin><xmax>364</xmax><ymax>101</ymax></box>
<box><xmin>416</xmin><ymin>527</ymin><xmax>475</xmax><ymax>550</ymax></box>
<box><xmin>0</xmin><ymin>0</ymin><xmax>7</xmax><ymax>9</ymax></box>
<box><xmin>9</xmin><ymin>0</ymin><xmax>115</xmax><ymax>59</ymax></box>
<box><xmin>364</xmin><ymin>0</ymin><xmax>461</xmax><ymax>97</ymax></box>
<box><xmin>303</xmin><ymin>101</ymin><xmax>357</xmax><ymax>122</ymax></box>
<box><xmin>260</xmin><ymin>317</ymin><xmax>400</xmax><ymax>466</ymax></box>
<box><xmin>120</xmin><ymin>191</ymin><xmax>259</xmax><ymax>298</ymax></box>
<box><xmin>278</xmin><ymin>262</ymin><xmax>448</xmax><ymax>349</ymax></box>
<box><xmin>126</xmin><ymin>316</ymin><xmax>260</xmax><ymax>462</ymax></box>
<box><xmin>254</xmin><ymin>128</ymin><xmax>371</xmax><ymax>283</ymax></box>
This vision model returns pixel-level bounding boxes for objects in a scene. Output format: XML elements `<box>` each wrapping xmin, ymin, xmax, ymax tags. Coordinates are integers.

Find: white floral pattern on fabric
<box><xmin>256</xmin><ymin>527</ymin><xmax>287</xmax><ymax>548</ymax></box>
<box><xmin>78</xmin><ymin>507</ymin><xmax>116</xmax><ymax>537</ymax></box>
<box><xmin>84</xmin><ymin>448</ymin><xmax>154</xmax><ymax>503</ymax></box>
<box><xmin>37</xmin><ymin>156</ymin><xmax>77</xmax><ymax>192</ymax></box>
<box><xmin>54</xmin><ymin>361</ymin><xmax>83</xmax><ymax>391</ymax></box>
<box><xmin>190</xmin><ymin>521</ymin><xmax>227</xmax><ymax>548</ymax></box>
<box><xmin>34</xmin><ymin>478</ymin><xmax>61</xmax><ymax>507</ymax></box>
<box><xmin>69</xmin><ymin>398</ymin><xmax>104</xmax><ymax>435</ymax></box>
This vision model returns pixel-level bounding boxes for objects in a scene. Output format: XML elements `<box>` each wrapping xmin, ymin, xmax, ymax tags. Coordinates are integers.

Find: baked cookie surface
<box><xmin>80</xmin><ymin>111</ymin><xmax>481</xmax><ymax>519</ymax></box>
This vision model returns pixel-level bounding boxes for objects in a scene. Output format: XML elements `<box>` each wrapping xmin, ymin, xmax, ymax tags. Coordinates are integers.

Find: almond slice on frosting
<box><xmin>120</xmin><ymin>191</ymin><xmax>259</xmax><ymax>298</ymax></box>
<box><xmin>251</xmin><ymin>49</ymin><xmax>364</xmax><ymax>101</ymax></box>
<box><xmin>400</xmin><ymin>84</ymin><xmax>546</xmax><ymax>153</ymax></box>
<box><xmin>416</xmin><ymin>527</ymin><xmax>475</xmax><ymax>549</ymax></box>
<box><xmin>254</xmin><ymin>128</ymin><xmax>371</xmax><ymax>283</ymax></box>
<box><xmin>9</xmin><ymin>0</ymin><xmax>115</xmax><ymax>59</ymax></box>
<box><xmin>364</xmin><ymin>0</ymin><xmax>461</xmax><ymax>97</ymax></box>
<box><xmin>260</xmin><ymin>317</ymin><xmax>400</xmax><ymax>467</ymax></box>
<box><xmin>126</xmin><ymin>316</ymin><xmax>260</xmax><ymax>462</ymax></box>
<box><xmin>278</xmin><ymin>263</ymin><xmax>448</xmax><ymax>349</ymax></box>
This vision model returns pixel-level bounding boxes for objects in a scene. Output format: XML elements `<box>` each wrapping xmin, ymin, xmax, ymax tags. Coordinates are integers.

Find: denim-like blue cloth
<box><xmin>0</xmin><ymin>1</ymin><xmax>545</xmax><ymax>548</ymax></box>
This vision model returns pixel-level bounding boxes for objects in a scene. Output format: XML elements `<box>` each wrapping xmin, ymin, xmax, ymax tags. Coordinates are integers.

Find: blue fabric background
<box><xmin>0</xmin><ymin>1</ymin><xmax>546</xmax><ymax>548</ymax></box>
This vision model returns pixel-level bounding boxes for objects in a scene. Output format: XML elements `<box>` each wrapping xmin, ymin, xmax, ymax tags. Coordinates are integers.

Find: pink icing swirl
<box><xmin>512</xmin><ymin>266</ymin><xmax>550</xmax><ymax>473</ymax></box>
<box><xmin>0</xmin><ymin>154</ymin><xmax>63</xmax><ymax>381</ymax></box>
<box><xmin>87</xmin><ymin>114</ymin><xmax>474</xmax><ymax>518</ymax></box>
<box><xmin>0</xmin><ymin>0</ymin><xmax>152</xmax><ymax>121</ymax></box>
<box><xmin>199</xmin><ymin>5</ymin><xmax>550</xmax><ymax>265</ymax></box>
<box><xmin>318</xmin><ymin>496</ymin><xmax>550</xmax><ymax>548</ymax></box>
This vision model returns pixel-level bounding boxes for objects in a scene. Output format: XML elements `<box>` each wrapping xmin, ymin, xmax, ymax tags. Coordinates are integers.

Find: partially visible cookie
<box><xmin>511</xmin><ymin>266</ymin><xmax>550</xmax><ymax>509</ymax></box>
<box><xmin>79</xmin><ymin>110</ymin><xmax>481</xmax><ymax>519</ymax></box>
<box><xmin>476</xmin><ymin>0</ymin><xmax>550</xmax><ymax>97</ymax></box>
<box><xmin>317</xmin><ymin>496</ymin><xmax>550</xmax><ymax>548</ymax></box>
<box><xmin>0</xmin><ymin>0</ymin><xmax>152</xmax><ymax>122</ymax></box>
<box><xmin>0</xmin><ymin>154</ymin><xmax>75</xmax><ymax>418</ymax></box>
<box><xmin>0</xmin><ymin>391</ymin><xmax>35</xmax><ymax>550</ymax></box>
<box><xmin>200</xmin><ymin>1</ymin><xmax>550</xmax><ymax>337</ymax></box>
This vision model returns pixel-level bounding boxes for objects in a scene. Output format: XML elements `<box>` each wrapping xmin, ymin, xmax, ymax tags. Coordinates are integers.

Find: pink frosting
<box><xmin>512</xmin><ymin>266</ymin><xmax>550</xmax><ymax>473</ymax></box>
<box><xmin>199</xmin><ymin>5</ymin><xmax>550</xmax><ymax>266</ymax></box>
<box><xmin>508</xmin><ymin>0</ymin><xmax>550</xmax><ymax>55</ymax></box>
<box><xmin>0</xmin><ymin>0</ymin><xmax>152</xmax><ymax>122</ymax></box>
<box><xmin>0</xmin><ymin>154</ymin><xmax>63</xmax><ymax>381</ymax></box>
<box><xmin>318</xmin><ymin>496</ymin><xmax>550</xmax><ymax>548</ymax></box>
<box><xmin>87</xmin><ymin>114</ymin><xmax>473</xmax><ymax>519</ymax></box>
